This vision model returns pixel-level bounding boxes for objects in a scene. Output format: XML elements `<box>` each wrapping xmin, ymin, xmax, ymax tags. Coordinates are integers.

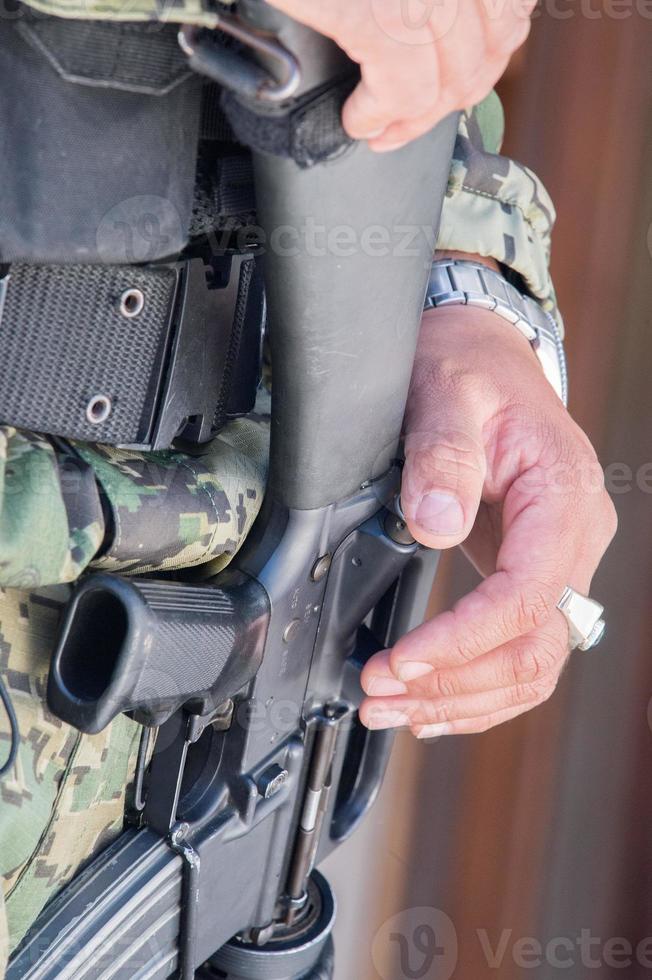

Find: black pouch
<box><xmin>0</xmin><ymin>13</ymin><xmax>202</xmax><ymax>263</ymax></box>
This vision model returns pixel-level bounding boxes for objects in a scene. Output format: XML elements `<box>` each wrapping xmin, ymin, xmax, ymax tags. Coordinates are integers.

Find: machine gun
<box><xmin>7</xmin><ymin>5</ymin><xmax>457</xmax><ymax>977</ymax></box>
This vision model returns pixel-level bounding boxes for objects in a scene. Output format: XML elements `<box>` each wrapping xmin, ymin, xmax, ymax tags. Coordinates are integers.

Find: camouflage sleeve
<box><xmin>75</xmin><ymin>415</ymin><xmax>268</xmax><ymax>577</ymax></box>
<box><xmin>0</xmin><ymin>419</ymin><xmax>268</xmax><ymax>589</ymax></box>
<box><xmin>16</xmin><ymin>0</ymin><xmax>226</xmax><ymax>24</ymax></box>
<box><xmin>0</xmin><ymin>584</ymin><xmax>143</xmax><ymax>958</ymax></box>
<box><xmin>437</xmin><ymin>91</ymin><xmax>562</xmax><ymax>334</ymax></box>
<box><xmin>0</xmin><ymin>428</ymin><xmax>105</xmax><ymax>590</ymax></box>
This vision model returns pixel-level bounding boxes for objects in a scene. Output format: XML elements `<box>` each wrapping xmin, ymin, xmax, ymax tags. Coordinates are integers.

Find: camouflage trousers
<box><xmin>0</xmin><ymin>415</ymin><xmax>269</xmax><ymax>974</ymax></box>
<box><xmin>0</xmin><ymin>587</ymin><xmax>142</xmax><ymax>972</ymax></box>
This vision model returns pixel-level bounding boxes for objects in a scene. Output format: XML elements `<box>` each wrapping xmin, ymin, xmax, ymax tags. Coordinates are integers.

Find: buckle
<box><xmin>140</xmin><ymin>253</ymin><xmax>264</xmax><ymax>451</ymax></box>
<box><xmin>178</xmin><ymin>16</ymin><xmax>300</xmax><ymax>104</ymax></box>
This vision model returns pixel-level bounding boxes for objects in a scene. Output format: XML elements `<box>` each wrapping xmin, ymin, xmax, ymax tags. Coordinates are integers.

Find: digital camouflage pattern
<box><xmin>0</xmin><ymin>429</ymin><xmax>104</xmax><ymax>591</ymax></box>
<box><xmin>0</xmin><ymin>417</ymin><xmax>269</xmax><ymax>969</ymax></box>
<box><xmin>0</xmin><ymin>587</ymin><xmax>142</xmax><ymax>969</ymax></box>
<box><xmin>0</xmin><ymin>418</ymin><xmax>268</xmax><ymax>590</ymax></box>
<box><xmin>75</xmin><ymin>415</ymin><xmax>269</xmax><ymax>576</ymax></box>
<box><xmin>16</xmin><ymin>0</ymin><xmax>233</xmax><ymax>25</ymax></box>
<box><xmin>440</xmin><ymin>92</ymin><xmax>562</xmax><ymax>333</ymax></box>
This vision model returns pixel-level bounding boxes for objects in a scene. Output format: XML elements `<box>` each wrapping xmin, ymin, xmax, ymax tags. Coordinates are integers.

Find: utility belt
<box><xmin>0</xmin><ymin>254</ymin><xmax>264</xmax><ymax>450</ymax></box>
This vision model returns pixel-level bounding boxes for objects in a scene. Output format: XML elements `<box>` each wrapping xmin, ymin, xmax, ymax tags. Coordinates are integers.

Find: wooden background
<box><xmin>326</xmin><ymin>5</ymin><xmax>652</xmax><ymax>978</ymax></box>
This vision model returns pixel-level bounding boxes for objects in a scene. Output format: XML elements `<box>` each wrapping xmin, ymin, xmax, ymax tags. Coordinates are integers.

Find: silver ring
<box><xmin>557</xmin><ymin>586</ymin><xmax>605</xmax><ymax>651</ymax></box>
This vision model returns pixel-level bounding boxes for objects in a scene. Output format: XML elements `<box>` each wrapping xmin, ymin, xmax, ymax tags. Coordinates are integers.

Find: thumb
<box><xmin>400</xmin><ymin>414</ymin><xmax>487</xmax><ymax>550</ymax></box>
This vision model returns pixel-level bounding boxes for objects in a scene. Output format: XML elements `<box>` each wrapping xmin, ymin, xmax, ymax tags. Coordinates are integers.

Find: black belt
<box><xmin>0</xmin><ymin>253</ymin><xmax>263</xmax><ymax>450</ymax></box>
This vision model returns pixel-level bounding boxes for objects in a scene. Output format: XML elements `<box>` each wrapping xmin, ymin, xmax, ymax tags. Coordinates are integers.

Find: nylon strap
<box><xmin>0</xmin><ymin>257</ymin><xmax>261</xmax><ymax>450</ymax></box>
<box><xmin>221</xmin><ymin>74</ymin><xmax>358</xmax><ymax>169</ymax></box>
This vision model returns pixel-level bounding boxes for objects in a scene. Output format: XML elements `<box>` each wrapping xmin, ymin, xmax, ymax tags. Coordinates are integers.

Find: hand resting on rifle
<box><xmin>359</xmin><ymin>256</ymin><xmax>616</xmax><ymax>737</ymax></box>
<box><xmin>266</xmin><ymin>0</ymin><xmax>535</xmax><ymax>152</ymax></box>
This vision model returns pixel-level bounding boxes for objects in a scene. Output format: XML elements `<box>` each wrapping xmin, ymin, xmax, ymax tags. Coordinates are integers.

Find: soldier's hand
<box><xmin>265</xmin><ymin>0</ymin><xmax>535</xmax><ymax>151</ymax></box>
<box><xmin>359</xmin><ymin>301</ymin><xmax>616</xmax><ymax>737</ymax></box>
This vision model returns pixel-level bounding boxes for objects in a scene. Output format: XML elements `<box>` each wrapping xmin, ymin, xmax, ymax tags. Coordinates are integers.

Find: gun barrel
<box><xmin>47</xmin><ymin>573</ymin><xmax>270</xmax><ymax>733</ymax></box>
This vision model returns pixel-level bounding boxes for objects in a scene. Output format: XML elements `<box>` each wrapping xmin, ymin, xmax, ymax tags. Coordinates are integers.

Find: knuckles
<box><xmin>511</xmin><ymin>676</ymin><xmax>557</xmax><ymax>709</ymax></box>
<box><xmin>507</xmin><ymin>627</ymin><xmax>567</xmax><ymax>709</ymax></box>
<box><xmin>404</xmin><ymin>437</ymin><xmax>484</xmax><ymax>488</ymax></box>
<box><xmin>503</xmin><ymin>580</ymin><xmax>558</xmax><ymax>637</ymax></box>
<box><xmin>427</xmin><ymin>671</ymin><xmax>460</xmax><ymax>700</ymax></box>
<box><xmin>418</xmin><ymin>700</ymin><xmax>456</xmax><ymax>727</ymax></box>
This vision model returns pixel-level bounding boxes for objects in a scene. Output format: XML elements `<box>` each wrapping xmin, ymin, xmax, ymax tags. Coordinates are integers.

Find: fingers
<box><xmin>342</xmin><ymin>0</ymin><xmax>484</xmax><ymax>147</ymax></box>
<box><xmin>363</xmin><ymin>432</ymin><xmax>615</xmax><ymax>736</ymax></box>
<box><xmin>266</xmin><ymin>0</ymin><xmax>535</xmax><ymax>152</ymax></box>
<box><xmin>342</xmin><ymin>46</ymin><xmax>441</xmax><ymax>142</ymax></box>
<box><xmin>475</xmin><ymin>0</ymin><xmax>534</xmax><ymax>59</ymax></box>
<box><xmin>360</xmin><ymin>674</ymin><xmax>555</xmax><ymax>733</ymax></box>
<box><xmin>400</xmin><ymin>365</ymin><xmax>487</xmax><ymax>551</ymax></box>
<box><xmin>360</xmin><ymin>618</ymin><xmax>568</xmax><ymax>737</ymax></box>
<box><xmin>361</xmin><ymin>618</ymin><xmax>568</xmax><ymax>737</ymax></box>
<box><xmin>362</xmin><ymin>301</ymin><xmax>615</xmax><ymax>740</ymax></box>
<box><xmin>362</xmin><ymin>618</ymin><xmax>569</xmax><ymax>701</ymax></box>
<box><xmin>391</xmin><ymin>305</ymin><xmax>616</xmax><ymax>707</ymax></box>
<box><xmin>390</xmin><ymin>447</ymin><xmax>614</xmax><ymax>684</ymax></box>
<box><xmin>400</xmin><ymin>429</ymin><xmax>486</xmax><ymax>550</ymax></box>
<box><xmin>365</xmin><ymin>58</ymin><xmax>498</xmax><ymax>151</ymax></box>
<box><xmin>414</xmin><ymin>702</ymin><xmax>538</xmax><ymax>739</ymax></box>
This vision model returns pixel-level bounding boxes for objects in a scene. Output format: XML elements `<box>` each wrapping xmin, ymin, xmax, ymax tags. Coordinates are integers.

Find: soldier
<box><xmin>0</xmin><ymin>0</ymin><xmax>615</xmax><ymax>970</ymax></box>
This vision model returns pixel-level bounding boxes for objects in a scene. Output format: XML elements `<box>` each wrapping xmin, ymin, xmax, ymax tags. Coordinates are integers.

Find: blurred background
<box><xmin>325</xmin><ymin>4</ymin><xmax>652</xmax><ymax>978</ymax></box>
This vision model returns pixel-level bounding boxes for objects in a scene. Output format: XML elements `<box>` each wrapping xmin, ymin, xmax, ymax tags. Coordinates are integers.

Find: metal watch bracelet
<box><xmin>424</xmin><ymin>259</ymin><xmax>568</xmax><ymax>405</ymax></box>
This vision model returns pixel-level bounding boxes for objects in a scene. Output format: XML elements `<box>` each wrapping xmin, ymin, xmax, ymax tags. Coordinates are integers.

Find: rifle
<box><xmin>7</xmin><ymin>5</ymin><xmax>457</xmax><ymax>977</ymax></box>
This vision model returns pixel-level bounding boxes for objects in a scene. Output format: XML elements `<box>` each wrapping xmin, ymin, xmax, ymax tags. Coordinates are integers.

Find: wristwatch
<box><xmin>423</xmin><ymin>258</ymin><xmax>568</xmax><ymax>406</ymax></box>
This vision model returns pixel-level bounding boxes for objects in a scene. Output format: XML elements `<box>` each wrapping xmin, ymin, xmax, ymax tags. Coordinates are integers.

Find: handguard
<box><xmin>47</xmin><ymin>572</ymin><xmax>270</xmax><ymax>733</ymax></box>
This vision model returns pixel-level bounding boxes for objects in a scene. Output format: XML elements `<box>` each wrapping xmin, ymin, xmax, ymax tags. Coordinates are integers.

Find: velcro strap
<box><xmin>221</xmin><ymin>74</ymin><xmax>358</xmax><ymax>169</ymax></box>
<box><xmin>0</xmin><ymin>256</ymin><xmax>262</xmax><ymax>450</ymax></box>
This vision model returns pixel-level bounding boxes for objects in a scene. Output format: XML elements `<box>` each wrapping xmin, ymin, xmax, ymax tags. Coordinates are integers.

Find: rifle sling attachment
<box><xmin>0</xmin><ymin>253</ymin><xmax>263</xmax><ymax>451</ymax></box>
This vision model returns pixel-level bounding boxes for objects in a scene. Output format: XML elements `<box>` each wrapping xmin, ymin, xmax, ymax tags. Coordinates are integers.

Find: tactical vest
<box><xmin>0</xmin><ymin>9</ymin><xmax>268</xmax><ymax>453</ymax></box>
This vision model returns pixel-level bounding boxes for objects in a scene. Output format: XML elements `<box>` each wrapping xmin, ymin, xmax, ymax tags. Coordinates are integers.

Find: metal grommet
<box><xmin>119</xmin><ymin>288</ymin><xmax>145</xmax><ymax>319</ymax></box>
<box><xmin>86</xmin><ymin>394</ymin><xmax>112</xmax><ymax>425</ymax></box>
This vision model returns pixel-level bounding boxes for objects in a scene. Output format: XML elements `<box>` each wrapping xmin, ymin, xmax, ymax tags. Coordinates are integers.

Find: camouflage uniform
<box><xmin>440</xmin><ymin>93</ymin><xmax>561</xmax><ymax>334</ymax></box>
<box><xmin>0</xmin><ymin>16</ymin><xmax>560</xmax><ymax>967</ymax></box>
<box><xmin>0</xmin><ymin>417</ymin><xmax>269</xmax><ymax>968</ymax></box>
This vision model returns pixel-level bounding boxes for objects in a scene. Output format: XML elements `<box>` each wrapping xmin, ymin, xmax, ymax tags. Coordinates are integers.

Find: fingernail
<box><xmin>416</xmin><ymin>492</ymin><xmax>464</xmax><ymax>535</ymax></box>
<box><xmin>366</xmin><ymin>676</ymin><xmax>409</xmax><ymax>696</ymax></box>
<box><xmin>416</xmin><ymin>723</ymin><xmax>453</xmax><ymax>739</ymax></box>
<box><xmin>371</xmin><ymin>139</ymin><xmax>409</xmax><ymax>153</ymax></box>
<box><xmin>366</xmin><ymin>709</ymin><xmax>412</xmax><ymax>730</ymax></box>
<box><xmin>396</xmin><ymin>662</ymin><xmax>434</xmax><ymax>682</ymax></box>
<box><xmin>363</xmin><ymin>126</ymin><xmax>386</xmax><ymax>139</ymax></box>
